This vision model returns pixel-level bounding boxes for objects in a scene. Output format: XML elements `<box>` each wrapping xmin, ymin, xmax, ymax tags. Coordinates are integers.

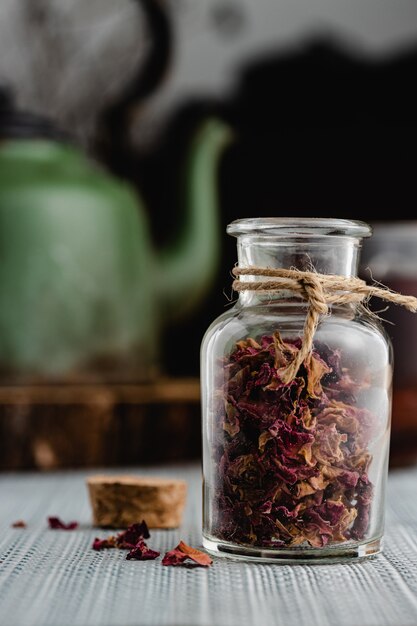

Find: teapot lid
<box><xmin>0</xmin><ymin>86</ymin><xmax>68</xmax><ymax>141</ymax></box>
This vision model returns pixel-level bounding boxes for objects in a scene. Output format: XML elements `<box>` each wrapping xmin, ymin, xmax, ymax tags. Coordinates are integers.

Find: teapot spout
<box><xmin>157</xmin><ymin>118</ymin><xmax>232</xmax><ymax>320</ymax></box>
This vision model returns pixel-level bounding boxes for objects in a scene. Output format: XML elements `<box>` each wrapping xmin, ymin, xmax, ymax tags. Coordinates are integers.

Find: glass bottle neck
<box><xmin>236</xmin><ymin>235</ymin><xmax>361</xmax><ymax>305</ymax></box>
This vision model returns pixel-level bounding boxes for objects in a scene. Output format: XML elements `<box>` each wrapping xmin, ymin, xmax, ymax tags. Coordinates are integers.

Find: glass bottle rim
<box><xmin>227</xmin><ymin>217</ymin><xmax>371</xmax><ymax>239</ymax></box>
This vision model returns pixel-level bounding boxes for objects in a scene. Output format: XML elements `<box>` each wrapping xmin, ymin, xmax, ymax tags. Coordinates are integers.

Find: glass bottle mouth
<box><xmin>227</xmin><ymin>217</ymin><xmax>371</xmax><ymax>239</ymax></box>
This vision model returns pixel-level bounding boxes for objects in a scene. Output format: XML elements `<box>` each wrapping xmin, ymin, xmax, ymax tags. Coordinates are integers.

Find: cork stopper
<box><xmin>87</xmin><ymin>475</ymin><xmax>187</xmax><ymax>528</ymax></box>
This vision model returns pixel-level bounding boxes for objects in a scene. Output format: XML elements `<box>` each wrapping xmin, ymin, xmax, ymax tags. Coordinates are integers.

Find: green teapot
<box><xmin>0</xmin><ymin>99</ymin><xmax>230</xmax><ymax>380</ymax></box>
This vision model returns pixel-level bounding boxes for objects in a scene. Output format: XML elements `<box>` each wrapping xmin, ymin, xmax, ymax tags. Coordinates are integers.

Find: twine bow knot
<box><xmin>232</xmin><ymin>266</ymin><xmax>417</xmax><ymax>383</ymax></box>
<box><xmin>298</xmin><ymin>273</ymin><xmax>328</xmax><ymax>316</ymax></box>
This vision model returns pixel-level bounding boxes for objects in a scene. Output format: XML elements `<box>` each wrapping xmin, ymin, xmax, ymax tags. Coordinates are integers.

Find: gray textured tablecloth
<box><xmin>0</xmin><ymin>464</ymin><xmax>417</xmax><ymax>626</ymax></box>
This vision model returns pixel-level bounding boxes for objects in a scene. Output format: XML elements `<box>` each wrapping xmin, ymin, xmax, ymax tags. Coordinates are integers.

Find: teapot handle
<box><xmin>119</xmin><ymin>0</ymin><xmax>172</xmax><ymax>103</ymax></box>
<box><xmin>97</xmin><ymin>0</ymin><xmax>172</xmax><ymax>157</ymax></box>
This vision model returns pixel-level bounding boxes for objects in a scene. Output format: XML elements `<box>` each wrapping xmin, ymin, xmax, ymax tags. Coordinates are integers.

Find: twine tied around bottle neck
<box><xmin>232</xmin><ymin>266</ymin><xmax>417</xmax><ymax>384</ymax></box>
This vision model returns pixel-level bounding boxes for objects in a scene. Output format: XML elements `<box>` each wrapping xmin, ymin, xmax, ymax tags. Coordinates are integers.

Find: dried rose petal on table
<box><xmin>126</xmin><ymin>540</ymin><xmax>160</xmax><ymax>561</ymax></box>
<box><xmin>92</xmin><ymin>520</ymin><xmax>151</xmax><ymax>551</ymax></box>
<box><xmin>48</xmin><ymin>516</ymin><xmax>78</xmax><ymax>530</ymax></box>
<box><xmin>162</xmin><ymin>541</ymin><xmax>213</xmax><ymax>567</ymax></box>
<box><xmin>11</xmin><ymin>520</ymin><xmax>27</xmax><ymax>528</ymax></box>
<box><xmin>116</xmin><ymin>521</ymin><xmax>150</xmax><ymax>548</ymax></box>
<box><xmin>92</xmin><ymin>537</ymin><xmax>117</xmax><ymax>551</ymax></box>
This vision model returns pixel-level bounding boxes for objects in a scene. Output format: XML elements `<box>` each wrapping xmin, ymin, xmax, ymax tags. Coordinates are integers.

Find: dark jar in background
<box><xmin>201</xmin><ymin>218</ymin><xmax>392</xmax><ymax>563</ymax></box>
<box><xmin>362</xmin><ymin>222</ymin><xmax>417</xmax><ymax>467</ymax></box>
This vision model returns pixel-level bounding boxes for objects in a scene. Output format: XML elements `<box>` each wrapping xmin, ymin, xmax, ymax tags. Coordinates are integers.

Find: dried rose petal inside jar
<box><xmin>212</xmin><ymin>332</ymin><xmax>374</xmax><ymax>549</ymax></box>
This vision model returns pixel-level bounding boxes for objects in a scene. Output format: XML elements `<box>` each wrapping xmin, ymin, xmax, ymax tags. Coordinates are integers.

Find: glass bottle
<box><xmin>202</xmin><ymin>218</ymin><xmax>392</xmax><ymax>562</ymax></box>
<box><xmin>361</xmin><ymin>221</ymin><xmax>417</xmax><ymax>466</ymax></box>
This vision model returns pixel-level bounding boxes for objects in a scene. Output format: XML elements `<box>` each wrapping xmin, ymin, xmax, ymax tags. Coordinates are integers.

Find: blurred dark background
<box><xmin>1</xmin><ymin>0</ymin><xmax>417</xmax><ymax>468</ymax></box>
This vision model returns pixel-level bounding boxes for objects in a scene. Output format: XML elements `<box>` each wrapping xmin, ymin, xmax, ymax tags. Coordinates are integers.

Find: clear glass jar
<box><xmin>202</xmin><ymin>218</ymin><xmax>392</xmax><ymax>563</ymax></box>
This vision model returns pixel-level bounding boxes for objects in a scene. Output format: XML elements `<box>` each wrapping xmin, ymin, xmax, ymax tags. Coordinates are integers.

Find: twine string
<box><xmin>232</xmin><ymin>266</ymin><xmax>417</xmax><ymax>383</ymax></box>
